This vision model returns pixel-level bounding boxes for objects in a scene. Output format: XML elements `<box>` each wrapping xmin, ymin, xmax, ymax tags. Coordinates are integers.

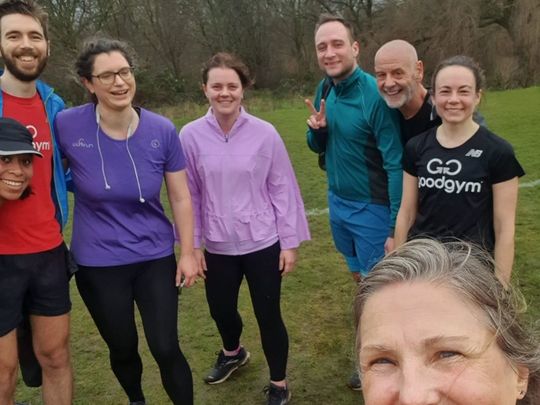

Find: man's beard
<box><xmin>383</xmin><ymin>84</ymin><xmax>414</xmax><ymax>109</ymax></box>
<box><xmin>1</xmin><ymin>47</ymin><xmax>48</xmax><ymax>82</ymax></box>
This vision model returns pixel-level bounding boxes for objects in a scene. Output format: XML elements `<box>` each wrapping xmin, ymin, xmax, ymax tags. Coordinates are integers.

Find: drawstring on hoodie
<box><xmin>95</xmin><ymin>107</ymin><xmax>145</xmax><ymax>203</ymax></box>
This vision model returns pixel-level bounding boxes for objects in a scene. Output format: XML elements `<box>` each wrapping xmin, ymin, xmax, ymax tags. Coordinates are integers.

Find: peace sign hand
<box><xmin>305</xmin><ymin>98</ymin><xmax>327</xmax><ymax>130</ymax></box>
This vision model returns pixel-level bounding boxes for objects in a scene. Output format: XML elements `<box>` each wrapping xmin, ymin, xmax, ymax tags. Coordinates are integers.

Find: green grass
<box><xmin>16</xmin><ymin>87</ymin><xmax>540</xmax><ymax>404</ymax></box>
<box><xmin>479</xmin><ymin>86</ymin><xmax>540</xmax><ymax>305</ymax></box>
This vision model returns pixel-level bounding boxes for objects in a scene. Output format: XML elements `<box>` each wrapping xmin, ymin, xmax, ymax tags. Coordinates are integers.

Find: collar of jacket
<box><xmin>204</xmin><ymin>106</ymin><xmax>249</xmax><ymax>140</ymax></box>
<box><xmin>332</xmin><ymin>66</ymin><xmax>362</xmax><ymax>94</ymax></box>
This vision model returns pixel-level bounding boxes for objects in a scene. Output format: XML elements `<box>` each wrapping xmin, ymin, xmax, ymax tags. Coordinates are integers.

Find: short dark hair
<box><xmin>201</xmin><ymin>52</ymin><xmax>253</xmax><ymax>88</ymax></box>
<box><xmin>431</xmin><ymin>55</ymin><xmax>486</xmax><ymax>93</ymax></box>
<box><xmin>0</xmin><ymin>0</ymin><xmax>49</xmax><ymax>40</ymax></box>
<box><xmin>315</xmin><ymin>13</ymin><xmax>355</xmax><ymax>44</ymax></box>
<box><xmin>75</xmin><ymin>36</ymin><xmax>136</xmax><ymax>81</ymax></box>
<box><xmin>75</xmin><ymin>37</ymin><xmax>136</xmax><ymax>102</ymax></box>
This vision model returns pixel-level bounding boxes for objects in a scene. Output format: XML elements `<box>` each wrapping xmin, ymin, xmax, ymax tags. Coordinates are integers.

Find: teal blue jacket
<box><xmin>0</xmin><ymin>76</ymin><xmax>68</xmax><ymax>228</ymax></box>
<box><xmin>307</xmin><ymin>67</ymin><xmax>403</xmax><ymax>227</ymax></box>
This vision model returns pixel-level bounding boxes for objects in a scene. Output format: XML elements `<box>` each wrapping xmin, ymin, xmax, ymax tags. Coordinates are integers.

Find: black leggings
<box><xmin>204</xmin><ymin>242</ymin><xmax>288</xmax><ymax>381</ymax></box>
<box><xmin>75</xmin><ymin>255</ymin><xmax>193</xmax><ymax>404</ymax></box>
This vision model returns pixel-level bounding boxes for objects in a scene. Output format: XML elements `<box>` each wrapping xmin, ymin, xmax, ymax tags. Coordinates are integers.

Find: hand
<box><xmin>305</xmin><ymin>98</ymin><xmax>327</xmax><ymax>130</ymax></box>
<box><xmin>194</xmin><ymin>248</ymin><xmax>207</xmax><ymax>279</ymax></box>
<box><xmin>384</xmin><ymin>237</ymin><xmax>395</xmax><ymax>255</ymax></box>
<box><xmin>176</xmin><ymin>252</ymin><xmax>199</xmax><ymax>287</ymax></box>
<box><xmin>352</xmin><ymin>272</ymin><xmax>362</xmax><ymax>283</ymax></box>
<box><xmin>279</xmin><ymin>248</ymin><xmax>297</xmax><ymax>276</ymax></box>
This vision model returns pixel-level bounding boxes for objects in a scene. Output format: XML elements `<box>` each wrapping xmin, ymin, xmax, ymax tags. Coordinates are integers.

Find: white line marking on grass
<box><xmin>520</xmin><ymin>179</ymin><xmax>540</xmax><ymax>188</ymax></box>
<box><xmin>306</xmin><ymin>179</ymin><xmax>538</xmax><ymax>217</ymax></box>
<box><xmin>306</xmin><ymin>207</ymin><xmax>329</xmax><ymax>217</ymax></box>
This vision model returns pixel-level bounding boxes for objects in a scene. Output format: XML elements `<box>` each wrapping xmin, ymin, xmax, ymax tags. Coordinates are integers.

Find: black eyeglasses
<box><xmin>92</xmin><ymin>67</ymin><xmax>134</xmax><ymax>85</ymax></box>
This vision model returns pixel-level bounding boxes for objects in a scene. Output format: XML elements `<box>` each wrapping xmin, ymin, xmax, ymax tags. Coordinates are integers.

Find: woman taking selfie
<box><xmin>355</xmin><ymin>238</ymin><xmax>539</xmax><ymax>405</ymax></box>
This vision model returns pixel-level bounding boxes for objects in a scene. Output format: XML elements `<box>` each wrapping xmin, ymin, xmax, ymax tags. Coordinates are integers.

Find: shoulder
<box><xmin>242</xmin><ymin>111</ymin><xmax>282</xmax><ymax>146</ymax></box>
<box><xmin>49</xmin><ymin>92</ymin><xmax>65</xmax><ymax>111</ymax></box>
<box><xmin>137</xmin><ymin>109</ymin><xmax>180</xmax><ymax>151</ymax></box>
<box><xmin>475</xmin><ymin>126</ymin><xmax>514</xmax><ymax>150</ymax></box>
<box><xmin>359</xmin><ymin>69</ymin><xmax>377</xmax><ymax>87</ymax></box>
<box><xmin>36</xmin><ymin>80</ymin><xmax>65</xmax><ymax>112</ymax></box>
<box><xmin>356</xmin><ymin>68</ymin><xmax>379</xmax><ymax>95</ymax></box>
<box><xmin>470</xmin><ymin>127</ymin><xmax>519</xmax><ymax>163</ymax></box>
<box><xmin>473</xmin><ymin>127</ymin><xmax>524</xmax><ymax>179</ymax></box>
<box><xmin>140</xmin><ymin>108</ymin><xmax>175</xmax><ymax>131</ymax></box>
<box><xmin>356</xmin><ymin>69</ymin><xmax>393</xmax><ymax>110</ymax></box>
<box><xmin>179</xmin><ymin>115</ymin><xmax>207</xmax><ymax>139</ymax></box>
<box><xmin>55</xmin><ymin>105</ymin><xmax>95</xmax><ymax>146</ymax></box>
<box><xmin>56</xmin><ymin>103</ymin><xmax>95</xmax><ymax>123</ymax></box>
<box><xmin>244</xmin><ymin>110</ymin><xmax>277</xmax><ymax>133</ymax></box>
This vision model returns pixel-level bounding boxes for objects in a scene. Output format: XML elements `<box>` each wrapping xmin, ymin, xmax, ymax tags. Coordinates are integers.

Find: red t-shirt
<box><xmin>0</xmin><ymin>91</ymin><xmax>62</xmax><ymax>254</ymax></box>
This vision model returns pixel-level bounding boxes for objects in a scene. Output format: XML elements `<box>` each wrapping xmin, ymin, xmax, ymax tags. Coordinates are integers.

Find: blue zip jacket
<box><xmin>307</xmin><ymin>67</ymin><xmax>403</xmax><ymax>227</ymax></box>
<box><xmin>0</xmin><ymin>75</ymin><xmax>68</xmax><ymax>229</ymax></box>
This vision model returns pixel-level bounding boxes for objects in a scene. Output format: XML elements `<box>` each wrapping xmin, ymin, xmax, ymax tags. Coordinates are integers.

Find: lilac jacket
<box><xmin>180</xmin><ymin>108</ymin><xmax>310</xmax><ymax>255</ymax></box>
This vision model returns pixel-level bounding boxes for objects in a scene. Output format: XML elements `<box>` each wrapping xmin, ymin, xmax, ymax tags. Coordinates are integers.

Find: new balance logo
<box><xmin>465</xmin><ymin>149</ymin><xmax>483</xmax><ymax>158</ymax></box>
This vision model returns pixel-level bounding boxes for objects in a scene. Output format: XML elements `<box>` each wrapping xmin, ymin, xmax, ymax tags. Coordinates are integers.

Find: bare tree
<box><xmin>37</xmin><ymin>0</ymin><xmax>539</xmax><ymax>105</ymax></box>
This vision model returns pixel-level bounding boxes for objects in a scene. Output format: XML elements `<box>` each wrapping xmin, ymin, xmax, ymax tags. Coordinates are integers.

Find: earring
<box><xmin>519</xmin><ymin>390</ymin><xmax>526</xmax><ymax>399</ymax></box>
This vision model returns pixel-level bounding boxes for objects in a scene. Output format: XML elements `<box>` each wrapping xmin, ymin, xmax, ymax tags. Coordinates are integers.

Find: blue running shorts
<box><xmin>328</xmin><ymin>191</ymin><xmax>390</xmax><ymax>276</ymax></box>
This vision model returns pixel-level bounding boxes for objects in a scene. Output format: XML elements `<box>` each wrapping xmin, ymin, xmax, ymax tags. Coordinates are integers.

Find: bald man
<box><xmin>375</xmin><ymin>40</ymin><xmax>486</xmax><ymax>144</ymax></box>
<box><xmin>374</xmin><ymin>40</ymin><xmax>437</xmax><ymax>144</ymax></box>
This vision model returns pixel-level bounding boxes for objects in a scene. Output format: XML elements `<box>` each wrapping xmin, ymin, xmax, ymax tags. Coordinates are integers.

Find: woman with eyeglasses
<box><xmin>54</xmin><ymin>37</ymin><xmax>200</xmax><ymax>405</ymax></box>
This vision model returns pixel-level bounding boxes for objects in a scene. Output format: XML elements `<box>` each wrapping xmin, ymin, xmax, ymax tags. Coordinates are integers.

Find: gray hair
<box><xmin>354</xmin><ymin>238</ymin><xmax>540</xmax><ymax>405</ymax></box>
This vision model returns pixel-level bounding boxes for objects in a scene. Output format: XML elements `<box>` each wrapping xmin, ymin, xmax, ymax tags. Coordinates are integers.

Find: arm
<box><xmin>165</xmin><ymin>170</ymin><xmax>200</xmax><ymax>287</ymax></box>
<box><xmin>394</xmin><ymin>172</ymin><xmax>419</xmax><ymax>249</ymax></box>
<box><xmin>179</xmin><ymin>129</ymin><xmax>206</xmax><ymax>271</ymax></box>
<box><xmin>492</xmin><ymin>177</ymin><xmax>519</xmax><ymax>285</ymax></box>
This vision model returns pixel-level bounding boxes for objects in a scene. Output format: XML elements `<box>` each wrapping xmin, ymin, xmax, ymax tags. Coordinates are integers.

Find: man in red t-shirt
<box><xmin>0</xmin><ymin>1</ymin><xmax>72</xmax><ymax>404</ymax></box>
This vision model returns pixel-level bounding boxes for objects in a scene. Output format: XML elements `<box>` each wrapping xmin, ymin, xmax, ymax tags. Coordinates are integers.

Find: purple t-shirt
<box><xmin>55</xmin><ymin>103</ymin><xmax>185</xmax><ymax>266</ymax></box>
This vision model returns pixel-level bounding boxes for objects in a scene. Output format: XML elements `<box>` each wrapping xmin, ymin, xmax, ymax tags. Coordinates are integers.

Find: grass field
<box><xmin>16</xmin><ymin>86</ymin><xmax>540</xmax><ymax>404</ymax></box>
